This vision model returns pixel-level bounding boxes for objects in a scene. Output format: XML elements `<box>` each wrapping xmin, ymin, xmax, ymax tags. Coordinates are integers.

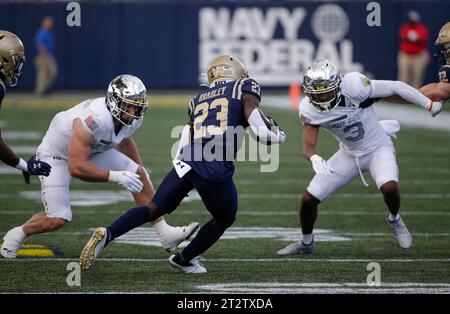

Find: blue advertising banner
<box><xmin>0</xmin><ymin>1</ymin><xmax>448</xmax><ymax>89</ymax></box>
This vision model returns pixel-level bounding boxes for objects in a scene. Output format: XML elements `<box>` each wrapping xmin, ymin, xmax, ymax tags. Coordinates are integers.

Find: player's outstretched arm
<box><xmin>0</xmin><ymin>128</ymin><xmax>22</xmax><ymax>168</ymax></box>
<box><xmin>0</xmin><ymin>128</ymin><xmax>51</xmax><ymax>182</ymax></box>
<box><xmin>420</xmin><ymin>82</ymin><xmax>450</xmax><ymax>101</ymax></box>
<box><xmin>371</xmin><ymin>80</ymin><xmax>443</xmax><ymax>117</ymax></box>
<box><xmin>243</xmin><ymin>93</ymin><xmax>286</xmax><ymax>144</ymax></box>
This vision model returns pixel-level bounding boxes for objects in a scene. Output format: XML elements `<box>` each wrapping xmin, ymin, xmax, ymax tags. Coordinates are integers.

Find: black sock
<box><xmin>105</xmin><ymin>205</ymin><xmax>151</xmax><ymax>246</ymax></box>
<box><xmin>181</xmin><ymin>220</ymin><xmax>225</xmax><ymax>262</ymax></box>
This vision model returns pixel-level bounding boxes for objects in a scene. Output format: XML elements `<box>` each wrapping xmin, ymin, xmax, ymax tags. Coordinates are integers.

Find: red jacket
<box><xmin>399</xmin><ymin>22</ymin><xmax>429</xmax><ymax>55</ymax></box>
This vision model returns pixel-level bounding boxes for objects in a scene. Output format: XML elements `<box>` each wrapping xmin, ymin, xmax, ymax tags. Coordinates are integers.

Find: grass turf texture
<box><xmin>0</xmin><ymin>103</ymin><xmax>449</xmax><ymax>293</ymax></box>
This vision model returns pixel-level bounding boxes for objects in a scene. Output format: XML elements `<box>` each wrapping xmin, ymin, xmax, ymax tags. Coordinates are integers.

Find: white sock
<box><xmin>152</xmin><ymin>219</ymin><xmax>172</xmax><ymax>236</ymax></box>
<box><xmin>388</xmin><ymin>213</ymin><xmax>400</xmax><ymax>221</ymax></box>
<box><xmin>11</xmin><ymin>226</ymin><xmax>26</xmax><ymax>242</ymax></box>
<box><xmin>301</xmin><ymin>233</ymin><xmax>313</xmax><ymax>244</ymax></box>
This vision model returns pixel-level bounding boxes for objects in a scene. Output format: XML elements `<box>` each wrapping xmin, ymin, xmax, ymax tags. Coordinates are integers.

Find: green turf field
<box><xmin>0</xmin><ymin>103</ymin><xmax>449</xmax><ymax>294</ymax></box>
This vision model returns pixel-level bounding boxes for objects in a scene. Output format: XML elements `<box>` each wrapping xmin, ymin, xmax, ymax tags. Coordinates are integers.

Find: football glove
<box><xmin>108</xmin><ymin>170</ymin><xmax>143</xmax><ymax>193</ymax></box>
<box><xmin>265</xmin><ymin>115</ymin><xmax>287</xmax><ymax>143</ymax></box>
<box><xmin>310</xmin><ymin>154</ymin><xmax>334</xmax><ymax>176</ymax></box>
<box><xmin>427</xmin><ymin>101</ymin><xmax>442</xmax><ymax>117</ymax></box>
<box><xmin>22</xmin><ymin>155</ymin><xmax>52</xmax><ymax>184</ymax></box>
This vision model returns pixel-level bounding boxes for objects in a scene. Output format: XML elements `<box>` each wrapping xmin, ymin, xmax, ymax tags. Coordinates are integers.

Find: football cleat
<box><xmin>386</xmin><ymin>215</ymin><xmax>412</xmax><ymax>249</ymax></box>
<box><xmin>159</xmin><ymin>222</ymin><xmax>199</xmax><ymax>252</ymax></box>
<box><xmin>277</xmin><ymin>238</ymin><xmax>314</xmax><ymax>255</ymax></box>
<box><xmin>169</xmin><ymin>253</ymin><xmax>207</xmax><ymax>274</ymax></box>
<box><xmin>1</xmin><ymin>227</ymin><xmax>25</xmax><ymax>259</ymax></box>
<box><xmin>80</xmin><ymin>227</ymin><xmax>107</xmax><ymax>270</ymax></box>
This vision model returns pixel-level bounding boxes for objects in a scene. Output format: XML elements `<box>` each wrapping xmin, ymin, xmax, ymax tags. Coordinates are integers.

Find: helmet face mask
<box><xmin>435</xmin><ymin>22</ymin><xmax>450</xmax><ymax>65</ymax></box>
<box><xmin>435</xmin><ymin>42</ymin><xmax>450</xmax><ymax>65</ymax></box>
<box><xmin>303</xmin><ymin>59</ymin><xmax>342</xmax><ymax>113</ymax></box>
<box><xmin>0</xmin><ymin>31</ymin><xmax>26</xmax><ymax>87</ymax></box>
<box><xmin>207</xmin><ymin>54</ymin><xmax>248</xmax><ymax>84</ymax></box>
<box><xmin>106</xmin><ymin>75</ymin><xmax>148</xmax><ymax>127</ymax></box>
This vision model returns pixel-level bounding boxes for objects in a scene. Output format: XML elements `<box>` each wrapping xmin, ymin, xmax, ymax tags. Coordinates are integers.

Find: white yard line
<box><xmin>1</xmin><ymin>210</ymin><xmax>450</xmax><ymax>217</ymax></box>
<box><xmin>2</xmin><ymin>131</ymin><xmax>42</xmax><ymax>141</ymax></box>
<box><xmin>196</xmin><ymin>282</ymin><xmax>450</xmax><ymax>294</ymax></box>
<box><xmin>1</xmin><ymin>257</ymin><xmax>450</xmax><ymax>262</ymax></box>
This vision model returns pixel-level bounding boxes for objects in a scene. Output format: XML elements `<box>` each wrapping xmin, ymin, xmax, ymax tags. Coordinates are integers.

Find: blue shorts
<box><xmin>152</xmin><ymin>168</ymin><xmax>238</xmax><ymax>219</ymax></box>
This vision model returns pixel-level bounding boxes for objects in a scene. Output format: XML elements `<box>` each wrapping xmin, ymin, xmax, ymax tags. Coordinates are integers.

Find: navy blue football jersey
<box><xmin>438</xmin><ymin>65</ymin><xmax>450</xmax><ymax>83</ymax></box>
<box><xmin>0</xmin><ymin>80</ymin><xmax>5</xmax><ymax>108</ymax></box>
<box><xmin>180</xmin><ymin>78</ymin><xmax>261</xmax><ymax>182</ymax></box>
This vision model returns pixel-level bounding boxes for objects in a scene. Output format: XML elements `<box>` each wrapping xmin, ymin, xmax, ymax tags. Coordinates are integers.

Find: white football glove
<box><xmin>310</xmin><ymin>154</ymin><xmax>334</xmax><ymax>176</ymax></box>
<box><xmin>278</xmin><ymin>130</ymin><xmax>287</xmax><ymax>143</ymax></box>
<box><xmin>108</xmin><ymin>170</ymin><xmax>143</xmax><ymax>193</ymax></box>
<box><xmin>427</xmin><ymin>101</ymin><xmax>442</xmax><ymax>117</ymax></box>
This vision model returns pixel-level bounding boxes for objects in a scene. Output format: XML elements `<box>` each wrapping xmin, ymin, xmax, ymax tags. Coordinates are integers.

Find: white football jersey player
<box><xmin>299</xmin><ymin>69</ymin><xmax>440</xmax><ymax>200</ymax></box>
<box><xmin>34</xmin><ymin>96</ymin><xmax>144</xmax><ymax>222</ymax></box>
<box><xmin>299</xmin><ymin>71</ymin><xmax>394</xmax><ymax>158</ymax></box>
<box><xmin>38</xmin><ymin>97</ymin><xmax>142</xmax><ymax>160</ymax></box>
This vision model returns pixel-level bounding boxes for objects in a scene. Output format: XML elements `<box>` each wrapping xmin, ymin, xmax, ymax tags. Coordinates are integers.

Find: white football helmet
<box><xmin>303</xmin><ymin>59</ymin><xmax>342</xmax><ymax>112</ymax></box>
<box><xmin>106</xmin><ymin>74</ymin><xmax>148</xmax><ymax>126</ymax></box>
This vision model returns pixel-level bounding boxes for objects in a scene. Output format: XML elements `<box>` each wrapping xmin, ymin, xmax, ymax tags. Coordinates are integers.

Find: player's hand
<box><xmin>266</xmin><ymin>116</ymin><xmax>286</xmax><ymax>143</ymax></box>
<box><xmin>427</xmin><ymin>101</ymin><xmax>442</xmax><ymax>117</ymax></box>
<box><xmin>108</xmin><ymin>170</ymin><xmax>143</xmax><ymax>193</ymax></box>
<box><xmin>22</xmin><ymin>155</ymin><xmax>52</xmax><ymax>184</ymax></box>
<box><xmin>310</xmin><ymin>154</ymin><xmax>334</xmax><ymax>176</ymax></box>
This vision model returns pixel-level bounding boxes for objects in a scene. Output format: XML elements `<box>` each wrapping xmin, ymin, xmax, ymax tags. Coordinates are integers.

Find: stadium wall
<box><xmin>0</xmin><ymin>1</ymin><xmax>448</xmax><ymax>90</ymax></box>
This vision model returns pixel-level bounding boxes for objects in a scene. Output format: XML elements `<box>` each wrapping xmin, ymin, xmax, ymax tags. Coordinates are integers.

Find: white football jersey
<box><xmin>299</xmin><ymin>72</ymin><xmax>392</xmax><ymax>157</ymax></box>
<box><xmin>38</xmin><ymin>97</ymin><xmax>142</xmax><ymax>160</ymax></box>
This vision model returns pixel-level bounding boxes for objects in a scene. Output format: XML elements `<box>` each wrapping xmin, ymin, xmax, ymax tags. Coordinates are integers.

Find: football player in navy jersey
<box><xmin>80</xmin><ymin>54</ymin><xmax>286</xmax><ymax>273</ymax></box>
<box><xmin>419</xmin><ymin>22</ymin><xmax>450</xmax><ymax>102</ymax></box>
<box><xmin>0</xmin><ymin>30</ymin><xmax>51</xmax><ymax>183</ymax></box>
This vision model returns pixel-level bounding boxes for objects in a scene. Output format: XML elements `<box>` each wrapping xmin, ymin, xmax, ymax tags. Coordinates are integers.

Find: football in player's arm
<box><xmin>0</xmin><ymin>30</ymin><xmax>52</xmax><ymax>182</ymax></box>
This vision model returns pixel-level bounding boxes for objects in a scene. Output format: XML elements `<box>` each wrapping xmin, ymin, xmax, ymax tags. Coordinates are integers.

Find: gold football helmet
<box><xmin>0</xmin><ymin>30</ymin><xmax>25</xmax><ymax>87</ymax></box>
<box><xmin>207</xmin><ymin>54</ymin><xmax>248</xmax><ymax>84</ymax></box>
<box><xmin>436</xmin><ymin>22</ymin><xmax>450</xmax><ymax>65</ymax></box>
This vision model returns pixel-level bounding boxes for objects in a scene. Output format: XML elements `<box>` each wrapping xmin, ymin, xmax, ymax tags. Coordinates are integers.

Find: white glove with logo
<box><xmin>427</xmin><ymin>101</ymin><xmax>442</xmax><ymax>117</ymax></box>
<box><xmin>108</xmin><ymin>170</ymin><xmax>143</xmax><ymax>193</ymax></box>
<box><xmin>310</xmin><ymin>154</ymin><xmax>334</xmax><ymax>176</ymax></box>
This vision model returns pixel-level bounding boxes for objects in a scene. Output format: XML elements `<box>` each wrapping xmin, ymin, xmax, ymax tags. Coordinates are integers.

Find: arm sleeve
<box><xmin>370</xmin><ymin>80</ymin><xmax>431</xmax><ymax>108</ymax></box>
<box><xmin>247</xmin><ymin>108</ymin><xmax>285</xmax><ymax>144</ymax></box>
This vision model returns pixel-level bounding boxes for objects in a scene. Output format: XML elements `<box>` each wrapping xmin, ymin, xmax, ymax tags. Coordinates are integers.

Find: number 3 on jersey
<box><xmin>193</xmin><ymin>98</ymin><xmax>229</xmax><ymax>139</ymax></box>
<box><xmin>343</xmin><ymin>122</ymin><xmax>365</xmax><ymax>142</ymax></box>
